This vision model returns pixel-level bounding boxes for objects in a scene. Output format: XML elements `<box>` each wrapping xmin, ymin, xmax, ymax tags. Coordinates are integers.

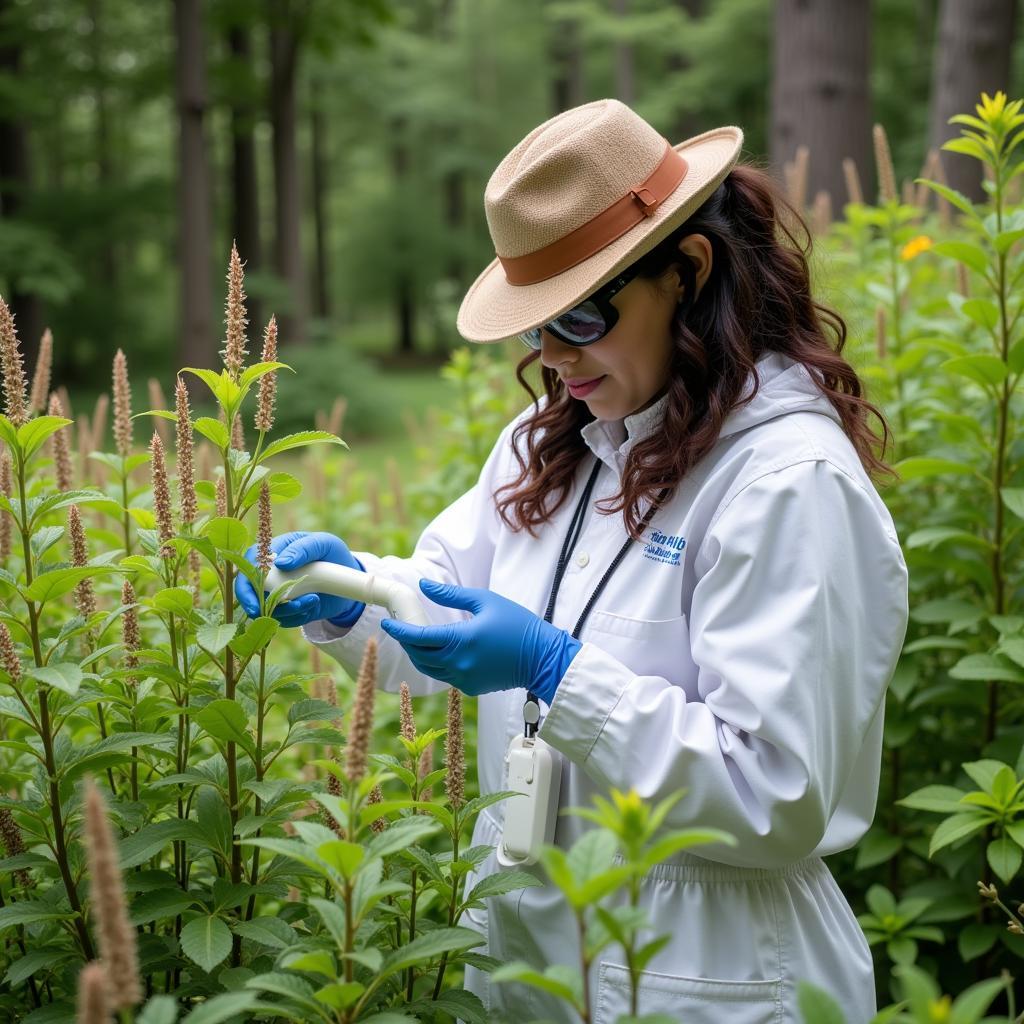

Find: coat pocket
<box><xmin>584</xmin><ymin>610</ymin><xmax>694</xmax><ymax>683</ymax></box>
<box><xmin>595</xmin><ymin>961</ymin><xmax>781</xmax><ymax>1024</ymax></box>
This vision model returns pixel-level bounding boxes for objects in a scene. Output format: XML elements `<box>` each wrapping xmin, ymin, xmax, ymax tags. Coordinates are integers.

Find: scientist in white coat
<box><xmin>237</xmin><ymin>99</ymin><xmax>909</xmax><ymax>1023</ymax></box>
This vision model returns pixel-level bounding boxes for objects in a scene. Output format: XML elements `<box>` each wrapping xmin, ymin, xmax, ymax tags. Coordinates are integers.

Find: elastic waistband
<box><xmin>478</xmin><ymin>806</ymin><xmax>826</xmax><ymax>883</ymax></box>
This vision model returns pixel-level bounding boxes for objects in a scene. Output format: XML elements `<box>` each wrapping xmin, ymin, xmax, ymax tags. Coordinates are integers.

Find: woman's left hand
<box><xmin>380</xmin><ymin>580</ymin><xmax>581</xmax><ymax>700</ymax></box>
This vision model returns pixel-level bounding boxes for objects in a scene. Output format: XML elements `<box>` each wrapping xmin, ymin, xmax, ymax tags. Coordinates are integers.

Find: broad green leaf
<box><xmin>239</xmin><ymin>360</ymin><xmax>292</xmax><ymax>389</ymax></box>
<box><xmin>464</xmin><ymin>870</ymin><xmax>543</xmax><ymax>905</ymax></box>
<box><xmin>957</xmin><ymin>923</ymin><xmax>999</xmax><ymax>962</ymax></box>
<box><xmin>196</xmin><ymin>622</ymin><xmax>239</xmax><ymax>656</ymax></box>
<box><xmin>257</xmin><ymin>431</ymin><xmax>347</xmax><ymax>464</ymax></box>
<box><xmin>281</xmin><ymin>950</ymin><xmax>335</xmax><ymax>976</ymax></box>
<box><xmin>130</xmin><ymin>888</ymin><xmax>200</xmax><ymax>925</ymax></box>
<box><xmin>950</xmin><ymin>653</ymin><xmax>1024</xmax><ymax>684</ymax></box>
<box><xmin>1002</xmin><ymin>488</ymin><xmax>1024</xmax><ymax>520</ymax></box>
<box><xmin>962</xmin><ymin>760</ymin><xmax>1011</xmax><ymax>793</ymax></box>
<box><xmin>957</xmin><ymin>298</ymin><xmax>1000</xmax><ymax>332</ymax></box>
<box><xmin>180</xmin><ymin>915</ymin><xmax>233</xmax><ymax>973</ymax></box>
<box><xmin>929</xmin><ymin>812</ymin><xmax>990</xmax><ymax>857</ymax></box>
<box><xmin>149</xmin><ymin>587</ymin><xmax>196</xmax><ymax>618</ymax></box>
<box><xmin>988</xmin><ymin>837</ymin><xmax>1023</xmax><ymax>883</ymax></box>
<box><xmin>942</xmin><ymin>354</ymin><xmax>1007</xmax><ymax>388</ymax></box>
<box><xmin>25</xmin><ymin>565</ymin><xmax>119</xmax><ymax>604</ymax></box>
<box><xmin>313</xmin><ymin>981</ymin><xmax>363</xmax><ymax>1011</ymax></box>
<box><xmin>193</xmin><ymin>417</ymin><xmax>229</xmax><ymax>449</ymax></box>
<box><xmin>949</xmin><ymin>976</ymin><xmax>1011</xmax><ymax>1023</ymax></box>
<box><xmin>238</xmin><ymin>471</ymin><xmax>302</xmax><ymax>513</ymax></box>
<box><xmin>17</xmin><ymin>416</ymin><xmax>72</xmax><ymax>460</ymax></box>
<box><xmin>0</xmin><ymin>902</ymin><xmax>74</xmax><ymax>929</ymax></box>
<box><xmin>229</xmin><ymin>617</ymin><xmax>279</xmax><ymax>658</ymax></box>
<box><xmin>201</xmin><ymin>517</ymin><xmax>250</xmax><ymax>552</ymax></box>
<box><xmin>24</xmin><ymin>663</ymin><xmax>83</xmax><ymax>696</ymax></box>
<box><xmin>232</xmin><ymin>917</ymin><xmax>299</xmax><ymax>949</ymax></box>
<box><xmin>489</xmin><ymin>961</ymin><xmax>580</xmax><ymax>1006</ymax></box>
<box><xmin>378</xmin><ymin>926</ymin><xmax>485</xmax><ymax>980</ymax></box>
<box><xmin>316</xmin><ymin>839</ymin><xmax>364</xmax><ymax>880</ymax></box>
<box><xmin>915</xmin><ymin>178</ymin><xmax>976</xmax><ymax>217</ymax></box>
<box><xmin>929</xmin><ymin>241</ymin><xmax>989</xmax><ymax>275</ymax></box>
<box><xmin>3</xmin><ymin>949</ymin><xmax>74</xmax><ymax>987</ymax></box>
<box><xmin>120</xmin><ymin>820</ymin><xmax>204</xmax><ymax>870</ymax></box>
<box><xmin>195</xmin><ymin>700</ymin><xmax>250</xmax><ymax>747</ymax></box>
<box><xmin>796</xmin><ymin>982</ymin><xmax>846</xmax><ymax>1024</ymax></box>
<box><xmin>181</xmin><ymin>991</ymin><xmax>258</xmax><ymax>1024</ymax></box>
<box><xmin>897</xmin><ymin>786</ymin><xmax>969</xmax><ymax>813</ymax></box>
<box><xmin>910</xmin><ymin>598</ymin><xmax>985</xmax><ymax>625</ymax></box>
<box><xmin>894</xmin><ymin>457</ymin><xmax>975</xmax><ymax>481</ymax></box>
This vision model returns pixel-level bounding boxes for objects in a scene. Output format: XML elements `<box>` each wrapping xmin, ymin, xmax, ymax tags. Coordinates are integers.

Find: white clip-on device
<box><xmin>497</xmin><ymin>693</ymin><xmax>562</xmax><ymax>867</ymax></box>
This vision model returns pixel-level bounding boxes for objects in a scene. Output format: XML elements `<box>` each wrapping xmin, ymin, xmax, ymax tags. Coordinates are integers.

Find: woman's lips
<box><xmin>567</xmin><ymin>376</ymin><xmax>606</xmax><ymax>397</ymax></box>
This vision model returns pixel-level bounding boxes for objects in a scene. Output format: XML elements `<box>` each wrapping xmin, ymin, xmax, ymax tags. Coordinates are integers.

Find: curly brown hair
<box><xmin>492</xmin><ymin>162</ymin><xmax>897</xmax><ymax>543</ymax></box>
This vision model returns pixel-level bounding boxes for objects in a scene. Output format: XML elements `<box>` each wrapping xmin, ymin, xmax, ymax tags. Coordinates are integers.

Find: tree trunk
<box><xmin>929</xmin><ymin>0</ymin><xmax>1016</xmax><ymax>202</ymax></box>
<box><xmin>391</xmin><ymin>112</ymin><xmax>415</xmax><ymax>357</ymax></box>
<box><xmin>0</xmin><ymin>0</ymin><xmax>43</xmax><ymax>367</ymax></box>
<box><xmin>172</xmin><ymin>0</ymin><xmax>214</xmax><ymax>379</ymax></box>
<box><xmin>228</xmin><ymin>24</ymin><xmax>262</xmax><ymax>334</ymax></box>
<box><xmin>88</xmin><ymin>0</ymin><xmax>118</xmax><ymax>305</ymax></box>
<box><xmin>551</xmin><ymin>14</ymin><xmax>585</xmax><ymax>113</ymax></box>
<box><xmin>269</xmin><ymin>5</ymin><xmax>307</xmax><ymax>345</ymax></box>
<box><xmin>667</xmin><ymin>0</ymin><xmax>705</xmax><ymax>144</ymax></box>
<box><xmin>310</xmin><ymin>86</ymin><xmax>329</xmax><ymax>320</ymax></box>
<box><xmin>613</xmin><ymin>0</ymin><xmax>634</xmax><ymax>108</ymax></box>
<box><xmin>770</xmin><ymin>0</ymin><xmax>872</xmax><ymax>212</ymax></box>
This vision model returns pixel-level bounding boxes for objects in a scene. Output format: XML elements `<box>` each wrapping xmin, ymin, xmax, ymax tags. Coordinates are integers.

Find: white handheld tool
<box><xmin>263</xmin><ymin>558</ymin><xmax>432</xmax><ymax>627</ymax></box>
<box><xmin>497</xmin><ymin>733</ymin><xmax>562</xmax><ymax>867</ymax></box>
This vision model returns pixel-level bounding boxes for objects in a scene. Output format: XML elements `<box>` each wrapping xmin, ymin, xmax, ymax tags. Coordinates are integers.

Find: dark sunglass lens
<box><xmin>519</xmin><ymin>328</ymin><xmax>543</xmax><ymax>350</ymax></box>
<box><xmin>552</xmin><ymin>301</ymin><xmax>606</xmax><ymax>344</ymax></box>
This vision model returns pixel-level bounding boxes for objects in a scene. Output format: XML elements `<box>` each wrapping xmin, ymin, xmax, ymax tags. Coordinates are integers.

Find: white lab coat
<box><xmin>303</xmin><ymin>350</ymin><xmax>909</xmax><ymax>1024</ymax></box>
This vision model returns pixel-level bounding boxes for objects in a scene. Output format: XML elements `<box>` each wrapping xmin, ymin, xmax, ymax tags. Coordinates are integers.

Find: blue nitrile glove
<box><xmin>234</xmin><ymin>530</ymin><xmax>367</xmax><ymax>629</ymax></box>
<box><xmin>379</xmin><ymin>579</ymin><xmax>583</xmax><ymax>702</ymax></box>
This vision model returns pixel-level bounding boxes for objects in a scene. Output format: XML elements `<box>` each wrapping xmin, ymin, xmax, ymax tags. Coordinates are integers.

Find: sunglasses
<box><xmin>518</xmin><ymin>263</ymin><xmax>643</xmax><ymax>350</ymax></box>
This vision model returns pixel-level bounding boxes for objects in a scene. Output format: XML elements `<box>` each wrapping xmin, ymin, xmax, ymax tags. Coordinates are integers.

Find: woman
<box><xmin>236</xmin><ymin>99</ymin><xmax>909</xmax><ymax>1022</ymax></box>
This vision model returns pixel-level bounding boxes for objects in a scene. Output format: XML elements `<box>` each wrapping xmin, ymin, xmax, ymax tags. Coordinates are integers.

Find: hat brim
<box><xmin>456</xmin><ymin>125</ymin><xmax>743</xmax><ymax>345</ymax></box>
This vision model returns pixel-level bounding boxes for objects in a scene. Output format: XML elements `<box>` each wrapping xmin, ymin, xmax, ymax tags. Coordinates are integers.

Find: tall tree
<box><xmin>0</xmin><ymin>0</ymin><xmax>44</xmax><ymax>365</ymax></box>
<box><xmin>928</xmin><ymin>0</ymin><xmax>1017</xmax><ymax>201</ymax></box>
<box><xmin>309</xmin><ymin>73</ymin><xmax>330</xmax><ymax>321</ymax></box>
<box><xmin>770</xmin><ymin>0</ymin><xmax>872</xmax><ymax>211</ymax></box>
<box><xmin>551</xmin><ymin>12</ymin><xmax>585</xmax><ymax>113</ymax></box>
<box><xmin>172</xmin><ymin>0</ymin><xmax>214</xmax><ymax>376</ymax></box>
<box><xmin>226</xmin><ymin>15</ymin><xmax>263</xmax><ymax>333</ymax></box>
<box><xmin>268</xmin><ymin>0</ymin><xmax>307</xmax><ymax>346</ymax></box>
<box><xmin>613</xmin><ymin>0</ymin><xmax>634</xmax><ymax>107</ymax></box>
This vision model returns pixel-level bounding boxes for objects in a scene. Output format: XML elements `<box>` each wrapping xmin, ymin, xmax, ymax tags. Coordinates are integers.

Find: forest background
<box><xmin>2</xmin><ymin>0</ymin><xmax>1024</xmax><ymax>1018</ymax></box>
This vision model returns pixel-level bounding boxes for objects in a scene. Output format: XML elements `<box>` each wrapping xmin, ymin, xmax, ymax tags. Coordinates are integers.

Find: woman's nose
<box><xmin>539</xmin><ymin>330</ymin><xmax>580</xmax><ymax>370</ymax></box>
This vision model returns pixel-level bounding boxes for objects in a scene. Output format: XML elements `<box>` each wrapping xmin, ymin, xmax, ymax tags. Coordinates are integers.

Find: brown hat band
<box><xmin>497</xmin><ymin>140</ymin><xmax>688</xmax><ymax>287</ymax></box>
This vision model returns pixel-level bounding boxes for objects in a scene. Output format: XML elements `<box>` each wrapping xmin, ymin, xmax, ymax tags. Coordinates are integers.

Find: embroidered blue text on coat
<box><xmin>643</xmin><ymin>529</ymin><xmax>685</xmax><ymax>566</ymax></box>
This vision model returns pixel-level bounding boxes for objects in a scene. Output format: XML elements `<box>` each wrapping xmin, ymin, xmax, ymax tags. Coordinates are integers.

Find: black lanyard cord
<box><xmin>524</xmin><ymin>454</ymin><xmax>670</xmax><ymax>736</ymax></box>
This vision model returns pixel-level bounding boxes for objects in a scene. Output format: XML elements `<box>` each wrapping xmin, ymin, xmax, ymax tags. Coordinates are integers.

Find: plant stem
<box><xmin>245</xmin><ymin>651</ymin><xmax>268</xmax><ymax>922</ymax></box>
<box><xmin>15</xmin><ymin>458</ymin><xmax>94</xmax><ymax>959</ymax></box>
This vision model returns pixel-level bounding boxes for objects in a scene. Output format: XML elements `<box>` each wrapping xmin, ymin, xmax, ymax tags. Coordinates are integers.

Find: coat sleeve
<box><xmin>300</xmin><ymin>410</ymin><xmax>525</xmax><ymax>697</ymax></box>
<box><xmin>538</xmin><ymin>457</ymin><xmax>910</xmax><ymax>868</ymax></box>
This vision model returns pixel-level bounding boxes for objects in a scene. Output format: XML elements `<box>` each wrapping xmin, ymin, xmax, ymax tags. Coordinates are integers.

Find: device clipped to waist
<box><xmin>497</xmin><ymin>695</ymin><xmax>563</xmax><ymax>867</ymax></box>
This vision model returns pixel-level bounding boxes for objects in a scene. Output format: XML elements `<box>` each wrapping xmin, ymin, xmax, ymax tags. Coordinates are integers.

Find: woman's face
<box><xmin>539</xmin><ymin>233</ymin><xmax>712</xmax><ymax>421</ymax></box>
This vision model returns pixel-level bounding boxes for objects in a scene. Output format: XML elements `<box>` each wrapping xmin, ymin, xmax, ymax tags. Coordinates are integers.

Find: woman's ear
<box><xmin>676</xmin><ymin>234</ymin><xmax>713</xmax><ymax>298</ymax></box>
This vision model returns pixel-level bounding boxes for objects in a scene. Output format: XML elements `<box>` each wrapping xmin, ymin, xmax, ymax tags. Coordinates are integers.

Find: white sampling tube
<box><xmin>263</xmin><ymin>558</ymin><xmax>431</xmax><ymax>627</ymax></box>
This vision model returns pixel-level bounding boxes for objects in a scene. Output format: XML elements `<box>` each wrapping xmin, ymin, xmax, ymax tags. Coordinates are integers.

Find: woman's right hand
<box><xmin>234</xmin><ymin>530</ymin><xmax>367</xmax><ymax>629</ymax></box>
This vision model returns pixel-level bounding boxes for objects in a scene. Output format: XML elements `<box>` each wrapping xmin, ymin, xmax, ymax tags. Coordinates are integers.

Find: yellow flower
<box><xmin>927</xmin><ymin>994</ymin><xmax>951</xmax><ymax>1023</ymax></box>
<box><xmin>900</xmin><ymin>235</ymin><xmax>933</xmax><ymax>261</ymax></box>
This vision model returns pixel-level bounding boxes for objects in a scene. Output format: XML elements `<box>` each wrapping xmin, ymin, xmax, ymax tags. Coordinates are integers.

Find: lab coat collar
<box><xmin>579</xmin><ymin>350</ymin><xmax>841</xmax><ymax>470</ymax></box>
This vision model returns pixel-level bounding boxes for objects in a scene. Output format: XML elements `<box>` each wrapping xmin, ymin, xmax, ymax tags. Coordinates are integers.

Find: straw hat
<box><xmin>456</xmin><ymin>98</ymin><xmax>743</xmax><ymax>345</ymax></box>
